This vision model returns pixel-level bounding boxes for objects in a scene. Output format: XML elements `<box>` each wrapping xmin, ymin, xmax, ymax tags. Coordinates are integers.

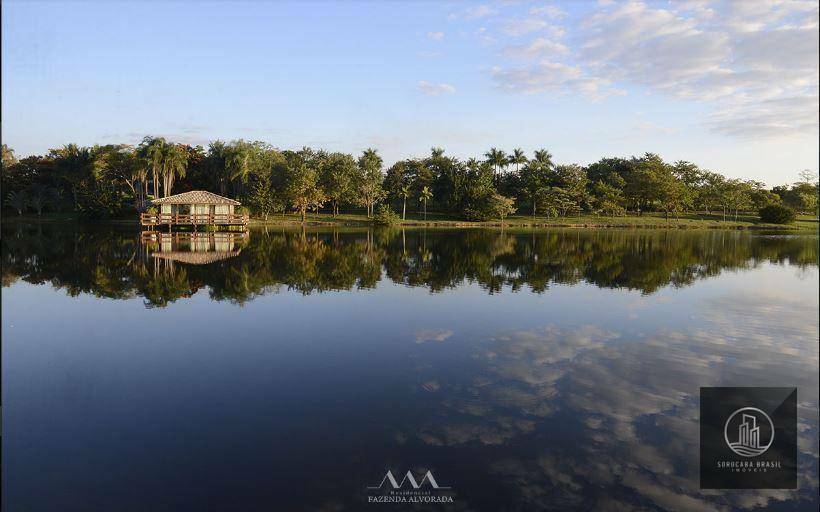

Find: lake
<box><xmin>2</xmin><ymin>224</ymin><xmax>818</xmax><ymax>511</ymax></box>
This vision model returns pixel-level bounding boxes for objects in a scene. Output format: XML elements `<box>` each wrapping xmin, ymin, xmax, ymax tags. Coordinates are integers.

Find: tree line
<box><xmin>2</xmin><ymin>140</ymin><xmax>817</xmax><ymax>221</ymax></box>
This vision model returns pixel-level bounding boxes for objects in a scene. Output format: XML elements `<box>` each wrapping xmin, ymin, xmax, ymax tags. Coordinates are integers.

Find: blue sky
<box><xmin>2</xmin><ymin>0</ymin><xmax>818</xmax><ymax>185</ymax></box>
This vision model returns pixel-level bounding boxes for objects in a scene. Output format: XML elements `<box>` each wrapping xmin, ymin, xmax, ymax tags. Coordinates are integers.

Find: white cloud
<box><xmin>427</xmin><ymin>31</ymin><xmax>444</xmax><ymax>41</ymax></box>
<box><xmin>503</xmin><ymin>37</ymin><xmax>569</xmax><ymax>60</ymax></box>
<box><xmin>709</xmin><ymin>94</ymin><xmax>819</xmax><ymax>138</ymax></box>
<box><xmin>450</xmin><ymin>4</ymin><xmax>497</xmax><ymax>21</ymax></box>
<box><xmin>417</xmin><ymin>81</ymin><xmax>456</xmax><ymax>96</ymax></box>
<box><xmin>476</xmin><ymin>0</ymin><xmax>819</xmax><ymax>139</ymax></box>
<box><xmin>529</xmin><ymin>5</ymin><xmax>566</xmax><ymax>19</ymax></box>
<box><xmin>415</xmin><ymin>329</ymin><xmax>454</xmax><ymax>343</ymax></box>
<box><xmin>491</xmin><ymin>61</ymin><xmax>623</xmax><ymax>101</ymax></box>
<box><xmin>502</xmin><ymin>17</ymin><xmax>564</xmax><ymax>37</ymax></box>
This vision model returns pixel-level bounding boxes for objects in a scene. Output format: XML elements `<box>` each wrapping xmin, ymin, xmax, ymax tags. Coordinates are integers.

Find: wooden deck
<box><xmin>140</xmin><ymin>212</ymin><xmax>249</xmax><ymax>227</ymax></box>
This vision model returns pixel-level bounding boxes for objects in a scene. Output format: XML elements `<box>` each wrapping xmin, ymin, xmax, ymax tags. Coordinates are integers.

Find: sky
<box><xmin>2</xmin><ymin>0</ymin><xmax>818</xmax><ymax>186</ymax></box>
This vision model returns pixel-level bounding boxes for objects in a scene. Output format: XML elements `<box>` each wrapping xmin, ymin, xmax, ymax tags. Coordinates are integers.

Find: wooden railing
<box><xmin>140</xmin><ymin>213</ymin><xmax>250</xmax><ymax>226</ymax></box>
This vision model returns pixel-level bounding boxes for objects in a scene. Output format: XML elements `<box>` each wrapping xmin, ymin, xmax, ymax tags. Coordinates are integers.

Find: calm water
<box><xmin>2</xmin><ymin>224</ymin><xmax>818</xmax><ymax>511</ymax></box>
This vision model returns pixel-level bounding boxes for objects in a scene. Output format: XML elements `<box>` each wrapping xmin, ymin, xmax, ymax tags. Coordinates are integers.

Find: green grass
<box><xmin>4</xmin><ymin>210</ymin><xmax>816</xmax><ymax>230</ymax></box>
<box><xmin>248</xmin><ymin>211</ymin><xmax>819</xmax><ymax>230</ymax></box>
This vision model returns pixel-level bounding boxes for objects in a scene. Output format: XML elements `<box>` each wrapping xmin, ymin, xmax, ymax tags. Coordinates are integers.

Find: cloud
<box><xmin>476</xmin><ymin>0</ymin><xmax>819</xmax><ymax>138</ymax></box>
<box><xmin>450</xmin><ymin>4</ymin><xmax>497</xmax><ymax>21</ymax></box>
<box><xmin>491</xmin><ymin>61</ymin><xmax>623</xmax><ymax>101</ymax></box>
<box><xmin>708</xmin><ymin>94</ymin><xmax>820</xmax><ymax>139</ymax></box>
<box><xmin>529</xmin><ymin>5</ymin><xmax>566</xmax><ymax>19</ymax></box>
<box><xmin>417</xmin><ymin>81</ymin><xmax>456</xmax><ymax>96</ymax></box>
<box><xmin>415</xmin><ymin>329</ymin><xmax>454</xmax><ymax>343</ymax></box>
<box><xmin>502</xmin><ymin>17</ymin><xmax>565</xmax><ymax>37</ymax></box>
<box><xmin>503</xmin><ymin>37</ymin><xmax>570</xmax><ymax>59</ymax></box>
<box><xmin>426</xmin><ymin>31</ymin><xmax>444</xmax><ymax>41</ymax></box>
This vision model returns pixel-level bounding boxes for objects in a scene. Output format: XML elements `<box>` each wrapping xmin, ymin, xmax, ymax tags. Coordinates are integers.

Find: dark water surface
<box><xmin>2</xmin><ymin>224</ymin><xmax>818</xmax><ymax>511</ymax></box>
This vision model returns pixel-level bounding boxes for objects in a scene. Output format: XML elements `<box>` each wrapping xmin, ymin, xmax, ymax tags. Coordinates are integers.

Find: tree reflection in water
<box><xmin>2</xmin><ymin>223</ymin><xmax>817</xmax><ymax>307</ymax></box>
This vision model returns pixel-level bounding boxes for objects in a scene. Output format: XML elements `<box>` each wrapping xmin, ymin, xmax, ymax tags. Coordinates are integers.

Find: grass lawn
<box><xmin>248</xmin><ymin>211</ymin><xmax>819</xmax><ymax>230</ymax></box>
<box><xmin>4</xmin><ymin>211</ymin><xmax>816</xmax><ymax>230</ymax></box>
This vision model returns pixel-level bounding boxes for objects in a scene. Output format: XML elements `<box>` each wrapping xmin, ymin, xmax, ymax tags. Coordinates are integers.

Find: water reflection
<box><xmin>2</xmin><ymin>224</ymin><xmax>817</xmax><ymax>307</ymax></box>
<box><xmin>2</xmin><ymin>223</ymin><xmax>817</xmax><ymax>511</ymax></box>
<box><xmin>142</xmin><ymin>231</ymin><xmax>247</xmax><ymax>265</ymax></box>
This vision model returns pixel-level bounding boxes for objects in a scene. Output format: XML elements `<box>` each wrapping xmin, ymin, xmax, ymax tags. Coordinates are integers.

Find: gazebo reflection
<box><xmin>141</xmin><ymin>231</ymin><xmax>248</xmax><ymax>265</ymax></box>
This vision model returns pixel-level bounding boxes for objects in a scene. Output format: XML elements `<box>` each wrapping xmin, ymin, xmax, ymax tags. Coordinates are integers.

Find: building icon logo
<box><xmin>724</xmin><ymin>407</ymin><xmax>774</xmax><ymax>457</ymax></box>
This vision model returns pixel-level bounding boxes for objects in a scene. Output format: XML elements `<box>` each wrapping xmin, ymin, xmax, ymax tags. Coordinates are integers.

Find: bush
<box><xmin>759</xmin><ymin>204</ymin><xmax>796</xmax><ymax>224</ymax></box>
<box><xmin>372</xmin><ymin>204</ymin><xmax>400</xmax><ymax>226</ymax></box>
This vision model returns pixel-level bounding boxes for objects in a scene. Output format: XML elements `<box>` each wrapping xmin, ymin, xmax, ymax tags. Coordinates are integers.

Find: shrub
<box><xmin>759</xmin><ymin>204</ymin><xmax>796</xmax><ymax>224</ymax></box>
<box><xmin>372</xmin><ymin>204</ymin><xmax>400</xmax><ymax>226</ymax></box>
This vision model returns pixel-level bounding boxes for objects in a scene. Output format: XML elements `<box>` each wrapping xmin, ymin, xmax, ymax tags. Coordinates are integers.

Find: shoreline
<box><xmin>2</xmin><ymin>214</ymin><xmax>816</xmax><ymax>231</ymax></box>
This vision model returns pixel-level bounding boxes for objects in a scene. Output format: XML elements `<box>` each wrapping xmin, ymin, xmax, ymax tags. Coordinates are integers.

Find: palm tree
<box><xmin>419</xmin><ymin>186</ymin><xmax>432</xmax><ymax>221</ymax></box>
<box><xmin>137</xmin><ymin>136</ymin><xmax>167</xmax><ymax>198</ymax></box>
<box><xmin>29</xmin><ymin>184</ymin><xmax>59</xmax><ymax>216</ymax></box>
<box><xmin>484</xmin><ymin>148</ymin><xmax>508</xmax><ymax>180</ymax></box>
<box><xmin>533</xmin><ymin>149</ymin><xmax>554</xmax><ymax>167</ymax></box>
<box><xmin>51</xmin><ymin>143</ymin><xmax>93</xmax><ymax>207</ymax></box>
<box><xmin>6</xmin><ymin>190</ymin><xmax>28</xmax><ymax>216</ymax></box>
<box><xmin>400</xmin><ymin>184</ymin><xmax>411</xmax><ymax>220</ymax></box>
<box><xmin>226</xmin><ymin>140</ymin><xmax>258</xmax><ymax>195</ymax></box>
<box><xmin>510</xmin><ymin>148</ymin><xmax>527</xmax><ymax>173</ymax></box>
<box><xmin>161</xmin><ymin>144</ymin><xmax>188</xmax><ymax>197</ymax></box>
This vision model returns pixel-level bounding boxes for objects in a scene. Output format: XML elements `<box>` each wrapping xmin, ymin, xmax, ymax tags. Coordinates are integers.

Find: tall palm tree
<box><xmin>510</xmin><ymin>148</ymin><xmax>527</xmax><ymax>173</ymax></box>
<box><xmin>137</xmin><ymin>136</ymin><xmax>167</xmax><ymax>198</ymax></box>
<box><xmin>400</xmin><ymin>184</ymin><xmax>411</xmax><ymax>220</ymax></box>
<box><xmin>6</xmin><ymin>190</ymin><xmax>28</xmax><ymax>216</ymax></box>
<box><xmin>225</xmin><ymin>140</ymin><xmax>257</xmax><ymax>195</ymax></box>
<box><xmin>51</xmin><ymin>143</ymin><xmax>93</xmax><ymax>207</ymax></box>
<box><xmin>161</xmin><ymin>144</ymin><xmax>188</xmax><ymax>197</ymax></box>
<box><xmin>533</xmin><ymin>149</ymin><xmax>554</xmax><ymax>167</ymax></box>
<box><xmin>419</xmin><ymin>186</ymin><xmax>432</xmax><ymax>221</ymax></box>
<box><xmin>484</xmin><ymin>148</ymin><xmax>508</xmax><ymax>179</ymax></box>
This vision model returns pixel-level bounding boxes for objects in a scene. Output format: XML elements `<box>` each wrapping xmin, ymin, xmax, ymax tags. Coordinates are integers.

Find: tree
<box><xmin>28</xmin><ymin>184</ymin><xmax>59</xmax><ymax>216</ymax></box>
<box><xmin>356</xmin><ymin>148</ymin><xmax>384</xmax><ymax>218</ymax></box>
<box><xmin>320</xmin><ymin>152</ymin><xmax>357</xmax><ymax>217</ymax></box>
<box><xmin>509</xmin><ymin>148</ymin><xmax>527</xmax><ymax>173</ymax></box>
<box><xmin>419</xmin><ymin>186</ymin><xmax>432</xmax><ymax>220</ymax></box>
<box><xmin>6</xmin><ymin>190</ymin><xmax>28</xmax><ymax>216</ymax></box>
<box><xmin>50</xmin><ymin>144</ymin><xmax>93</xmax><ymax>208</ymax></box>
<box><xmin>136</xmin><ymin>137</ymin><xmax>167</xmax><ymax>198</ymax></box>
<box><xmin>245</xmin><ymin>169</ymin><xmax>281</xmax><ymax>220</ymax></box>
<box><xmin>589</xmin><ymin>181</ymin><xmax>625</xmax><ymax>216</ymax></box>
<box><xmin>519</xmin><ymin>159</ymin><xmax>551</xmax><ymax>217</ymax></box>
<box><xmin>2</xmin><ymin>144</ymin><xmax>17</xmax><ymax>169</ymax></box>
<box><xmin>161</xmin><ymin>143</ymin><xmax>188</xmax><ymax>197</ymax></box>
<box><xmin>552</xmin><ymin>164</ymin><xmax>588</xmax><ymax>214</ymax></box>
<box><xmin>285</xmin><ymin>163</ymin><xmax>325</xmax><ymax>223</ymax></box>
<box><xmin>484</xmin><ymin>148</ymin><xmax>508</xmax><ymax>180</ymax></box>
<box><xmin>624</xmin><ymin>153</ymin><xmax>675</xmax><ymax>215</ymax></box>
<box><xmin>399</xmin><ymin>185</ymin><xmax>411</xmax><ymax>220</ymax></box>
<box><xmin>92</xmin><ymin>144</ymin><xmax>145</xmax><ymax>208</ymax></box>
<box><xmin>488</xmin><ymin>193</ymin><xmax>516</xmax><ymax>223</ymax></box>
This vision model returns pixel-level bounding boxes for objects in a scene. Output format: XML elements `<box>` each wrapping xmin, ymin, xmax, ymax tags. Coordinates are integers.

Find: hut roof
<box><xmin>152</xmin><ymin>190</ymin><xmax>240</xmax><ymax>205</ymax></box>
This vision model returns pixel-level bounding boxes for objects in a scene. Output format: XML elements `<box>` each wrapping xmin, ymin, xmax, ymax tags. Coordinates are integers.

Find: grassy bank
<box><xmin>246</xmin><ymin>211</ymin><xmax>819</xmax><ymax>230</ymax></box>
<box><xmin>3</xmin><ymin>211</ymin><xmax>817</xmax><ymax>230</ymax></box>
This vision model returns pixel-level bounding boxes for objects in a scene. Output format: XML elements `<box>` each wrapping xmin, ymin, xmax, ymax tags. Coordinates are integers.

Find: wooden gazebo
<box><xmin>140</xmin><ymin>190</ymin><xmax>249</xmax><ymax>229</ymax></box>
